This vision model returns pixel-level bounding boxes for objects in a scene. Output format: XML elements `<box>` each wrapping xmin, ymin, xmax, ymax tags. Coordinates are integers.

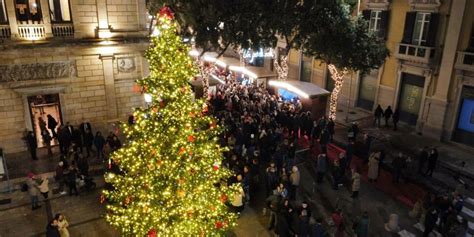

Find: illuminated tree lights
<box><xmin>327</xmin><ymin>64</ymin><xmax>348</xmax><ymax>120</ymax></box>
<box><xmin>274</xmin><ymin>55</ymin><xmax>289</xmax><ymax>81</ymax></box>
<box><xmin>102</xmin><ymin>7</ymin><xmax>237</xmax><ymax>236</ymax></box>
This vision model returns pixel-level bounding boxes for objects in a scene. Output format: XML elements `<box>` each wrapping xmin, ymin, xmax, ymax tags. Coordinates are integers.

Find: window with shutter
<box><xmin>369</xmin><ymin>10</ymin><xmax>382</xmax><ymax>34</ymax></box>
<box><xmin>48</xmin><ymin>0</ymin><xmax>72</xmax><ymax>22</ymax></box>
<box><xmin>412</xmin><ymin>12</ymin><xmax>431</xmax><ymax>46</ymax></box>
<box><xmin>0</xmin><ymin>0</ymin><xmax>7</xmax><ymax>23</ymax></box>
<box><xmin>379</xmin><ymin>11</ymin><xmax>389</xmax><ymax>39</ymax></box>
<box><xmin>402</xmin><ymin>12</ymin><xmax>417</xmax><ymax>44</ymax></box>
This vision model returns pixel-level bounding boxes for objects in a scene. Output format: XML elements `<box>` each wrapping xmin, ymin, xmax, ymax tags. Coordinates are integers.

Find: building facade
<box><xmin>281</xmin><ymin>0</ymin><xmax>474</xmax><ymax>147</ymax></box>
<box><xmin>0</xmin><ymin>0</ymin><xmax>149</xmax><ymax>153</ymax></box>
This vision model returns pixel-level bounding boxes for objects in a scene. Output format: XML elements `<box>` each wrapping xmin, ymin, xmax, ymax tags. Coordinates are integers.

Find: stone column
<box><xmin>96</xmin><ymin>0</ymin><xmax>111</xmax><ymax>38</ymax></box>
<box><xmin>100</xmin><ymin>55</ymin><xmax>118</xmax><ymax>120</ymax></box>
<box><xmin>4</xmin><ymin>0</ymin><xmax>19</xmax><ymax>38</ymax></box>
<box><xmin>424</xmin><ymin>0</ymin><xmax>466</xmax><ymax>140</ymax></box>
<box><xmin>39</xmin><ymin>0</ymin><xmax>53</xmax><ymax>37</ymax></box>
<box><xmin>137</xmin><ymin>0</ymin><xmax>147</xmax><ymax>31</ymax></box>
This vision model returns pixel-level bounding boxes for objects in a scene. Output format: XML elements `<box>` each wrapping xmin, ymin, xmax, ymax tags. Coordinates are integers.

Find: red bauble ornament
<box><xmin>202</xmin><ymin>104</ymin><xmax>209</xmax><ymax>113</ymax></box>
<box><xmin>213</xmin><ymin>161</ymin><xmax>220</xmax><ymax>171</ymax></box>
<box><xmin>159</xmin><ymin>101</ymin><xmax>166</xmax><ymax>108</ymax></box>
<box><xmin>159</xmin><ymin>6</ymin><xmax>174</xmax><ymax>19</ymax></box>
<box><xmin>147</xmin><ymin>229</ymin><xmax>157</xmax><ymax>237</ymax></box>
<box><xmin>210</xmin><ymin>121</ymin><xmax>217</xmax><ymax>130</ymax></box>
<box><xmin>187</xmin><ymin>135</ymin><xmax>195</xmax><ymax>142</ymax></box>
<box><xmin>215</xmin><ymin>221</ymin><xmax>224</xmax><ymax>229</ymax></box>
<box><xmin>100</xmin><ymin>194</ymin><xmax>106</xmax><ymax>204</ymax></box>
<box><xmin>220</xmin><ymin>194</ymin><xmax>228</xmax><ymax>203</ymax></box>
<box><xmin>178</xmin><ymin>147</ymin><xmax>186</xmax><ymax>155</ymax></box>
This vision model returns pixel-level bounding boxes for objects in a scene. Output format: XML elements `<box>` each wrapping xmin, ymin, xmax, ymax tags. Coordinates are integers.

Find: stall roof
<box><xmin>268</xmin><ymin>80</ymin><xmax>331</xmax><ymax>99</ymax></box>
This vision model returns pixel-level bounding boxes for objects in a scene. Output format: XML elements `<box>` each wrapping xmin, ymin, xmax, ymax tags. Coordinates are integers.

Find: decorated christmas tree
<box><xmin>102</xmin><ymin>7</ymin><xmax>237</xmax><ymax>236</ymax></box>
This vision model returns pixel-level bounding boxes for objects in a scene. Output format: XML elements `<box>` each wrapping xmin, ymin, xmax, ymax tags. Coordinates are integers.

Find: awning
<box><xmin>268</xmin><ymin>80</ymin><xmax>331</xmax><ymax>99</ymax></box>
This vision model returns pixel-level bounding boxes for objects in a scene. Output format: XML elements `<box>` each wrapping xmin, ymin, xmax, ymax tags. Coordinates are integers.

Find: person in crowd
<box><xmin>384</xmin><ymin>106</ymin><xmax>393</xmax><ymax>127</ymax></box>
<box><xmin>66</xmin><ymin>163</ymin><xmax>78</xmax><ymax>196</ymax></box>
<box><xmin>316</xmin><ymin>153</ymin><xmax>328</xmax><ymax>183</ymax></box>
<box><xmin>348</xmin><ymin>122</ymin><xmax>359</xmax><ymax>142</ymax></box>
<box><xmin>58</xmin><ymin>125</ymin><xmax>71</xmax><ymax>155</ymax></box>
<box><xmin>55</xmin><ymin>161</ymin><xmax>67</xmax><ymax>195</ymax></box>
<box><xmin>319</xmin><ymin>128</ymin><xmax>330</xmax><ymax>154</ymax></box>
<box><xmin>351</xmin><ymin>167</ymin><xmax>361</xmax><ymax>198</ymax></box>
<box><xmin>83</xmin><ymin>128</ymin><xmax>94</xmax><ymax>158</ymax></box>
<box><xmin>332</xmin><ymin>160</ymin><xmax>344</xmax><ymax>190</ymax></box>
<box><xmin>38</xmin><ymin>175</ymin><xmax>50</xmax><ymax>200</ymax></box>
<box><xmin>107</xmin><ymin>133</ymin><xmax>122</xmax><ymax>152</ymax></box>
<box><xmin>24</xmin><ymin>131</ymin><xmax>37</xmax><ymax>160</ymax></box>
<box><xmin>266</xmin><ymin>162</ymin><xmax>279</xmax><ymax>196</ymax></box>
<box><xmin>327</xmin><ymin>118</ymin><xmax>335</xmax><ymax>141</ymax></box>
<box><xmin>423</xmin><ymin>207</ymin><xmax>438</xmax><ymax>237</ymax></box>
<box><xmin>79</xmin><ymin>121</ymin><xmax>92</xmax><ymax>137</ymax></box>
<box><xmin>392</xmin><ymin>152</ymin><xmax>407</xmax><ymax>183</ymax></box>
<box><xmin>373</xmin><ymin>105</ymin><xmax>384</xmax><ymax>127</ymax></box>
<box><xmin>368</xmin><ymin>151</ymin><xmax>380</xmax><ymax>182</ymax></box>
<box><xmin>417</xmin><ymin>146</ymin><xmax>429</xmax><ymax>175</ymax></box>
<box><xmin>26</xmin><ymin>172</ymin><xmax>41</xmax><ymax>210</ymax></box>
<box><xmin>41</xmin><ymin>128</ymin><xmax>53</xmax><ymax>157</ymax></box>
<box><xmin>425</xmin><ymin>148</ymin><xmax>438</xmax><ymax>177</ymax></box>
<box><xmin>311</xmin><ymin>217</ymin><xmax>327</xmax><ymax>237</ymax></box>
<box><xmin>77</xmin><ymin>154</ymin><xmax>89</xmax><ymax>177</ymax></box>
<box><xmin>289</xmin><ymin>166</ymin><xmax>300</xmax><ymax>201</ymax></box>
<box><xmin>392</xmin><ymin>108</ymin><xmax>400</xmax><ymax>131</ymax></box>
<box><xmin>71</xmin><ymin>128</ymin><xmax>83</xmax><ymax>153</ymax></box>
<box><xmin>332</xmin><ymin>209</ymin><xmax>344</xmax><ymax>237</ymax></box>
<box><xmin>47</xmin><ymin>114</ymin><xmax>58</xmax><ymax>139</ymax></box>
<box><xmin>354</xmin><ymin>211</ymin><xmax>369</xmax><ymax>237</ymax></box>
<box><xmin>230</xmin><ymin>181</ymin><xmax>245</xmax><ymax>215</ymax></box>
<box><xmin>45</xmin><ymin>218</ymin><xmax>60</xmax><ymax>237</ymax></box>
<box><xmin>94</xmin><ymin>131</ymin><xmax>106</xmax><ymax>160</ymax></box>
<box><xmin>55</xmin><ymin>213</ymin><xmax>70</xmax><ymax>237</ymax></box>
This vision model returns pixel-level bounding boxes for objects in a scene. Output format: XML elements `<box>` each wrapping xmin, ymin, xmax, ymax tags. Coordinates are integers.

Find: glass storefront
<box><xmin>398</xmin><ymin>73</ymin><xmax>425</xmax><ymax>125</ymax></box>
<box><xmin>357</xmin><ymin>70</ymin><xmax>378</xmax><ymax>110</ymax></box>
<box><xmin>453</xmin><ymin>86</ymin><xmax>474</xmax><ymax>146</ymax></box>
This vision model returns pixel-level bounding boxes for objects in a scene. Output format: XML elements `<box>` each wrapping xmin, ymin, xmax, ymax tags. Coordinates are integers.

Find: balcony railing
<box><xmin>455</xmin><ymin>51</ymin><xmax>474</xmax><ymax>72</ymax></box>
<box><xmin>52</xmin><ymin>23</ymin><xmax>74</xmax><ymax>37</ymax></box>
<box><xmin>0</xmin><ymin>25</ymin><xmax>11</xmax><ymax>39</ymax></box>
<box><xmin>18</xmin><ymin>25</ymin><xmax>46</xmax><ymax>40</ymax></box>
<box><xmin>395</xmin><ymin>43</ymin><xmax>435</xmax><ymax>64</ymax></box>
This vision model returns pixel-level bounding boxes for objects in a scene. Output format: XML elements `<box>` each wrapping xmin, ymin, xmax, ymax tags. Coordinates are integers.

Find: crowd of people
<box><xmin>208</xmin><ymin>79</ymin><xmax>371</xmax><ymax>236</ymax></box>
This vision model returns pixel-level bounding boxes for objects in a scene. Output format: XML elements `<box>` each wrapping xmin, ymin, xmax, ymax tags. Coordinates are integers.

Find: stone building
<box><xmin>0</xmin><ymin>0</ymin><xmax>149</xmax><ymax>153</ymax></box>
<box><xmin>280</xmin><ymin>0</ymin><xmax>474</xmax><ymax>147</ymax></box>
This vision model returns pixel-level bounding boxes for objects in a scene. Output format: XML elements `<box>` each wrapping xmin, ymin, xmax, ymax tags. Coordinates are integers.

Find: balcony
<box><xmin>455</xmin><ymin>51</ymin><xmax>474</xmax><ymax>72</ymax></box>
<box><xmin>395</xmin><ymin>43</ymin><xmax>435</xmax><ymax>64</ymax></box>
<box><xmin>52</xmin><ymin>23</ymin><xmax>74</xmax><ymax>37</ymax></box>
<box><xmin>18</xmin><ymin>24</ymin><xmax>46</xmax><ymax>40</ymax></box>
<box><xmin>0</xmin><ymin>25</ymin><xmax>11</xmax><ymax>39</ymax></box>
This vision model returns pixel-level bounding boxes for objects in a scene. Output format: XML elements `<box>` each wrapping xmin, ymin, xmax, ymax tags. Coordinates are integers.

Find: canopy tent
<box><xmin>268</xmin><ymin>80</ymin><xmax>330</xmax><ymax>119</ymax></box>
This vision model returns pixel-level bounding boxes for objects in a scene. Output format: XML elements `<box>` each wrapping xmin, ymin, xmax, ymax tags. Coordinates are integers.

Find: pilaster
<box><xmin>100</xmin><ymin>54</ymin><xmax>118</xmax><ymax>120</ymax></box>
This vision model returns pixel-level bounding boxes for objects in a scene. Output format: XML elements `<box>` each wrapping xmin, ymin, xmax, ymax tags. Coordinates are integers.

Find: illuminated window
<box><xmin>369</xmin><ymin>10</ymin><xmax>381</xmax><ymax>34</ymax></box>
<box><xmin>15</xmin><ymin>0</ymin><xmax>42</xmax><ymax>23</ymax></box>
<box><xmin>0</xmin><ymin>0</ymin><xmax>7</xmax><ymax>23</ymax></box>
<box><xmin>48</xmin><ymin>0</ymin><xmax>71</xmax><ymax>22</ymax></box>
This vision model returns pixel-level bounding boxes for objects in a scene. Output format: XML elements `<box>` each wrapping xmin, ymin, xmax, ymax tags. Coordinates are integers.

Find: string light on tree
<box><xmin>327</xmin><ymin>64</ymin><xmax>348</xmax><ymax>120</ymax></box>
<box><xmin>102</xmin><ymin>6</ymin><xmax>237</xmax><ymax>236</ymax></box>
<box><xmin>274</xmin><ymin>55</ymin><xmax>288</xmax><ymax>81</ymax></box>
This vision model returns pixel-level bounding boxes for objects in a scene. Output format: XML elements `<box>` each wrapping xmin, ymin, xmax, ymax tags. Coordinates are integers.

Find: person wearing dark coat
<box><xmin>423</xmin><ymin>208</ymin><xmax>438</xmax><ymax>237</ymax></box>
<box><xmin>79</xmin><ymin>122</ymin><xmax>92</xmax><ymax>136</ymax></box>
<box><xmin>47</xmin><ymin>114</ymin><xmax>58</xmax><ymax>138</ymax></box>
<box><xmin>383</xmin><ymin>106</ymin><xmax>393</xmax><ymax>127</ymax></box>
<box><xmin>417</xmin><ymin>146</ymin><xmax>429</xmax><ymax>175</ymax></box>
<box><xmin>295</xmin><ymin>209</ymin><xmax>310</xmax><ymax>236</ymax></box>
<box><xmin>373</xmin><ymin>105</ymin><xmax>384</xmax><ymax>127</ymax></box>
<box><xmin>275</xmin><ymin>210</ymin><xmax>291</xmax><ymax>237</ymax></box>
<box><xmin>77</xmin><ymin>155</ymin><xmax>89</xmax><ymax>177</ymax></box>
<box><xmin>45</xmin><ymin>219</ymin><xmax>60</xmax><ymax>237</ymax></box>
<box><xmin>24</xmin><ymin>131</ymin><xmax>37</xmax><ymax>160</ymax></box>
<box><xmin>425</xmin><ymin>148</ymin><xmax>438</xmax><ymax>177</ymax></box>
<box><xmin>93</xmin><ymin>131</ymin><xmax>106</xmax><ymax>160</ymax></box>
<box><xmin>392</xmin><ymin>108</ymin><xmax>400</xmax><ymax>131</ymax></box>
<box><xmin>83</xmin><ymin>128</ymin><xmax>94</xmax><ymax>158</ymax></box>
<box><xmin>392</xmin><ymin>153</ymin><xmax>407</xmax><ymax>183</ymax></box>
<box><xmin>71</xmin><ymin>128</ymin><xmax>83</xmax><ymax>153</ymax></box>
<box><xmin>311</xmin><ymin>218</ymin><xmax>326</xmax><ymax>237</ymax></box>
<box><xmin>326</xmin><ymin>118</ymin><xmax>335</xmax><ymax>141</ymax></box>
<box><xmin>319</xmin><ymin>129</ymin><xmax>330</xmax><ymax>154</ymax></box>
<box><xmin>58</xmin><ymin>126</ymin><xmax>71</xmax><ymax>155</ymax></box>
<box><xmin>66</xmin><ymin>165</ymin><xmax>78</xmax><ymax>196</ymax></box>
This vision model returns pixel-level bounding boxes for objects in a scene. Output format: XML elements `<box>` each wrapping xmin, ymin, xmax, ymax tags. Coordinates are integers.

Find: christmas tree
<box><xmin>102</xmin><ymin>7</ymin><xmax>237</xmax><ymax>236</ymax></box>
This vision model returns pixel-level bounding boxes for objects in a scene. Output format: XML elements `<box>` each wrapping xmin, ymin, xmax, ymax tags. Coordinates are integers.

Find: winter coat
<box><xmin>26</xmin><ymin>178</ymin><xmax>39</xmax><ymax>196</ymax></box>
<box><xmin>352</xmin><ymin>172</ymin><xmax>361</xmax><ymax>192</ymax></box>
<box><xmin>355</xmin><ymin>217</ymin><xmax>369</xmax><ymax>237</ymax></box>
<box><xmin>368</xmin><ymin>153</ymin><xmax>380</xmax><ymax>180</ymax></box>
<box><xmin>316</xmin><ymin>156</ymin><xmax>327</xmax><ymax>174</ymax></box>
<box><xmin>38</xmin><ymin>178</ymin><xmax>49</xmax><ymax>193</ymax></box>
<box><xmin>290</xmin><ymin>171</ymin><xmax>300</xmax><ymax>186</ymax></box>
<box><xmin>275</xmin><ymin>211</ymin><xmax>291</xmax><ymax>237</ymax></box>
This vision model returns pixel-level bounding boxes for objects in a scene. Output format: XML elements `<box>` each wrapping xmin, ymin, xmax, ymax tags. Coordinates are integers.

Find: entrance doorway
<box><xmin>27</xmin><ymin>94</ymin><xmax>63</xmax><ymax>148</ymax></box>
<box><xmin>398</xmin><ymin>73</ymin><xmax>425</xmax><ymax>125</ymax></box>
<box><xmin>357</xmin><ymin>69</ymin><xmax>378</xmax><ymax>110</ymax></box>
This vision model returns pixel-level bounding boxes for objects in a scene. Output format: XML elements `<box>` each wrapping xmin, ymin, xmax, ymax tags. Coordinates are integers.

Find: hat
<box><xmin>27</xmin><ymin>172</ymin><xmax>35</xmax><ymax>178</ymax></box>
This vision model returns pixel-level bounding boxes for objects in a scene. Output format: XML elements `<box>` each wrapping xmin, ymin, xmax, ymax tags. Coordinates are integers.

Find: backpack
<box><xmin>21</xmin><ymin>183</ymin><xmax>28</xmax><ymax>192</ymax></box>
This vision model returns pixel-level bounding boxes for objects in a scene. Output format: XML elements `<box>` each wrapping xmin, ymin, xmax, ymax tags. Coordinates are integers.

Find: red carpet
<box><xmin>297</xmin><ymin>138</ymin><xmax>426</xmax><ymax>208</ymax></box>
